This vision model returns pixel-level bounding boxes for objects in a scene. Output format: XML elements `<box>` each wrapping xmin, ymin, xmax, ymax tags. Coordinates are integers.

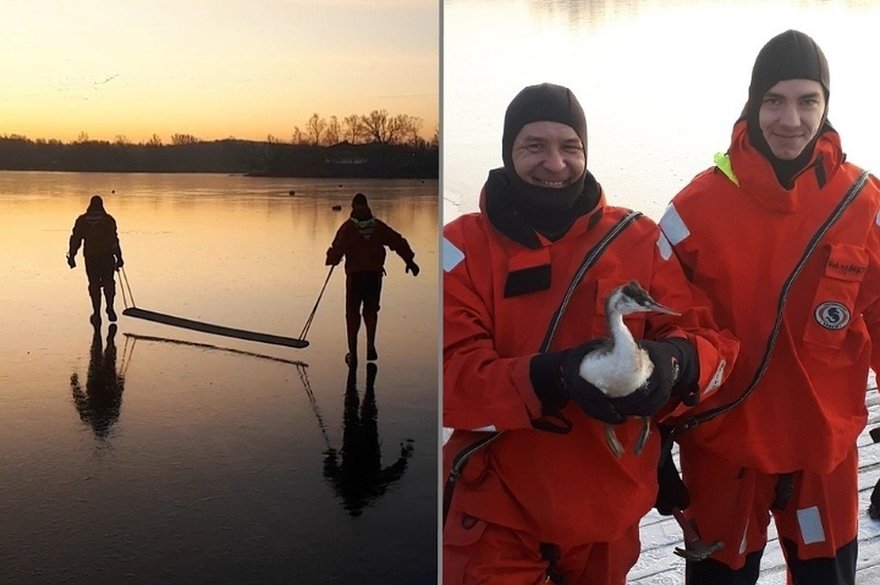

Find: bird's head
<box><xmin>608</xmin><ymin>280</ymin><xmax>681</xmax><ymax>317</ymax></box>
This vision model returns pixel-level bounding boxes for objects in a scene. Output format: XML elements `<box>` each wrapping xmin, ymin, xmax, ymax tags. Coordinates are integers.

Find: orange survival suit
<box><xmin>443</xmin><ymin>170</ymin><xmax>739</xmax><ymax>584</ymax></box>
<box><xmin>661</xmin><ymin>120</ymin><xmax>880</xmax><ymax>570</ymax></box>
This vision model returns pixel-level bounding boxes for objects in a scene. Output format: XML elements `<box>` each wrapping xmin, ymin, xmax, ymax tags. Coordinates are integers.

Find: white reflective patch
<box><xmin>738</xmin><ymin>518</ymin><xmax>749</xmax><ymax>555</ymax></box>
<box><xmin>659</xmin><ymin>204</ymin><xmax>690</xmax><ymax>246</ymax></box>
<box><xmin>471</xmin><ymin>425</ymin><xmax>497</xmax><ymax>432</ymax></box>
<box><xmin>443</xmin><ymin>237</ymin><xmax>465</xmax><ymax>272</ymax></box>
<box><xmin>797</xmin><ymin>506</ymin><xmax>826</xmax><ymax>545</ymax></box>
<box><xmin>876</xmin><ymin>210</ymin><xmax>880</xmax><ymax>228</ymax></box>
<box><xmin>657</xmin><ymin>232</ymin><xmax>673</xmax><ymax>261</ymax></box>
<box><xmin>705</xmin><ymin>360</ymin><xmax>726</xmax><ymax>394</ymax></box>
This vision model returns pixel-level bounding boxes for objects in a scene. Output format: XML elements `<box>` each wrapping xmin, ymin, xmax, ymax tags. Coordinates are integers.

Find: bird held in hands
<box><xmin>579</xmin><ymin>280</ymin><xmax>680</xmax><ymax>457</ymax></box>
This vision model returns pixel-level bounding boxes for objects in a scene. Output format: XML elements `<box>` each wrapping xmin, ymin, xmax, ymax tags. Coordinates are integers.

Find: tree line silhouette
<box><xmin>0</xmin><ymin>110</ymin><xmax>438</xmax><ymax>178</ymax></box>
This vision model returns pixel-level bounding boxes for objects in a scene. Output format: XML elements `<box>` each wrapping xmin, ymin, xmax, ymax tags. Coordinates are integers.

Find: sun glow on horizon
<box><xmin>2</xmin><ymin>0</ymin><xmax>438</xmax><ymax>144</ymax></box>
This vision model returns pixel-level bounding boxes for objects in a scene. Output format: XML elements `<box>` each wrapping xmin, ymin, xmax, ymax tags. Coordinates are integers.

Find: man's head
<box><xmin>747</xmin><ymin>30</ymin><xmax>830</xmax><ymax>161</ymax></box>
<box><xmin>350</xmin><ymin>192</ymin><xmax>372</xmax><ymax>221</ymax></box>
<box><xmin>489</xmin><ymin>83</ymin><xmax>597</xmax><ymax>239</ymax></box>
<box><xmin>502</xmin><ymin>83</ymin><xmax>587</xmax><ymax>186</ymax></box>
<box><xmin>351</xmin><ymin>192</ymin><xmax>368</xmax><ymax>208</ymax></box>
<box><xmin>87</xmin><ymin>195</ymin><xmax>104</xmax><ymax>212</ymax></box>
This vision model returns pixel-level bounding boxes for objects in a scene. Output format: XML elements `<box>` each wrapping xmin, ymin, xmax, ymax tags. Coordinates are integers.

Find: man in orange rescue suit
<box><xmin>326</xmin><ymin>192</ymin><xmax>419</xmax><ymax>366</ymax></box>
<box><xmin>660</xmin><ymin>30</ymin><xmax>880</xmax><ymax>585</ymax></box>
<box><xmin>442</xmin><ymin>82</ymin><xmax>739</xmax><ymax>585</ymax></box>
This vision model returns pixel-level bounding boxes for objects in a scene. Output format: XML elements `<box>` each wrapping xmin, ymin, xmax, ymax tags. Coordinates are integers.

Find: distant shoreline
<box><xmin>0</xmin><ymin>138</ymin><xmax>438</xmax><ymax>178</ymax></box>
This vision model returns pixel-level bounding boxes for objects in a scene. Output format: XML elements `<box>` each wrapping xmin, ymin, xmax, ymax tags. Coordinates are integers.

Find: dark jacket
<box><xmin>326</xmin><ymin>216</ymin><xmax>414</xmax><ymax>275</ymax></box>
<box><xmin>69</xmin><ymin>210</ymin><xmax>123</xmax><ymax>262</ymax></box>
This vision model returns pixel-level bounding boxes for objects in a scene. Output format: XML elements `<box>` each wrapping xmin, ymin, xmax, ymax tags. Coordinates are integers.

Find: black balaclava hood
<box><xmin>500</xmin><ymin>83</ymin><xmax>594</xmax><ymax>238</ymax></box>
<box><xmin>350</xmin><ymin>192</ymin><xmax>373</xmax><ymax>221</ymax></box>
<box><xmin>87</xmin><ymin>195</ymin><xmax>105</xmax><ymax>213</ymax></box>
<box><xmin>746</xmin><ymin>29</ymin><xmax>831</xmax><ymax>187</ymax></box>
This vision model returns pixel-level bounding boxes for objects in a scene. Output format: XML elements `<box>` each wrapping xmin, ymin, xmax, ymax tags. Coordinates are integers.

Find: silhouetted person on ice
<box><xmin>71</xmin><ymin>323</ymin><xmax>125</xmax><ymax>439</ymax></box>
<box><xmin>67</xmin><ymin>195</ymin><xmax>124</xmax><ymax>324</ymax></box>
<box><xmin>322</xmin><ymin>362</ymin><xmax>414</xmax><ymax>516</ymax></box>
<box><xmin>325</xmin><ymin>192</ymin><xmax>419</xmax><ymax>365</ymax></box>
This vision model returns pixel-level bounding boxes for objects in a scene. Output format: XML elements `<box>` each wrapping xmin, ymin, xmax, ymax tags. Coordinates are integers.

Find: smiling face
<box><xmin>511</xmin><ymin>121</ymin><xmax>586</xmax><ymax>189</ymax></box>
<box><xmin>758</xmin><ymin>78</ymin><xmax>826</xmax><ymax>160</ymax></box>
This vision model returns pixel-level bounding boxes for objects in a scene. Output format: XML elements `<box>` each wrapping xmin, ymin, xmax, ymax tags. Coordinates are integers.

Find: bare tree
<box><xmin>361</xmin><ymin>109</ymin><xmax>394</xmax><ymax>144</ymax></box>
<box><xmin>76</xmin><ymin>131</ymin><xmax>90</xmax><ymax>144</ymax></box>
<box><xmin>342</xmin><ymin>114</ymin><xmax>363</xmax><ymax>144</ymax></box>
<box><xmin>395</xmin><ymin>114</ymin><xmax>423</xmax><ymax>146</ymax></box>
<box><xmin>171</xmin><ymin>133</ymin><xmax>199</xmax><ymax>145</ymax></box>
<box><xmin>357</xmin><ymin>111</ymin><xmax>423</xmax><ymax>145</ymax></box>
<box><xmin>303</xmin><ymin>113</ymin><xmax>326</xmax><ymax>146</ymax></box>
<box><xmin>324</xmin><ymin>115</ymin><xmax>340</xmax><ymax>146</ymax></box>
<box><xmin>114</xmin><ymin>135</ymin><xmax>130</xmax><ymax>146</ymax></box>
<box><xmin>273</xmin><ymin>110</ymin><xmax>429</xmax><ymax>146</ymax></box>
<box><xmin>146</xmin><ymin>134</ymin><xmax>163</xmax><ymax>146</ymax></box>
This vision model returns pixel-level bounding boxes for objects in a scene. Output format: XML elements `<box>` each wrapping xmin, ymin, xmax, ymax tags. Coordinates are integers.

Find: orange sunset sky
<box><xmin>2</xmin><ymin>0</ymin><xmax>438</xmax><ymax>144</ymax></box>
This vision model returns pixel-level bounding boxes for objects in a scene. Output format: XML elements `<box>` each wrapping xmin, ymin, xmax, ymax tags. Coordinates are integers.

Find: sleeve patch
<box><xmin>659</xmin><ymin>204</ymin><xmax>690</xmax><ymax>246</ymax></box>
<box><xmin>657</xmin><ymin>232</ymin><xmax>673</xmax><ymax>261</ymax></box>
<box><xmin>704</xmin><ymin>359</ymin><xmax>726</xmax><ymax>394</ymax></box>
<box><xmin>443</xmin><ymin>237</ymin><xmax>465</xmax><ymax>272</ymax></box>
<box><xmin>875</xmin><ymin>210</ymin><xmax>880</xmax><ymax>228</ymax></box>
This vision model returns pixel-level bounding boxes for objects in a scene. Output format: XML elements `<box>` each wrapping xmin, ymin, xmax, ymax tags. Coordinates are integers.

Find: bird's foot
<box><xmin>633</xmin><ymin>417</ymin><xmax>651</xmax><ymax>456</ymax></box>
<box><xmin>605</xmin><ymin>425</ymin><xmax>625</xmax><ymax>459</ymax></box>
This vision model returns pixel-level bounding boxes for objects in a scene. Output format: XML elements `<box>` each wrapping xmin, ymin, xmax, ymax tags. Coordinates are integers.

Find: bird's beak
<box><xmin>648</xmin><ymin>301</ymin><xmax>680</xmax><ymax>316</ymax></box>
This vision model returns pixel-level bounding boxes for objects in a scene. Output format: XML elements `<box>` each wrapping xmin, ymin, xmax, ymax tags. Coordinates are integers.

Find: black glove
<box><xmin>870</xmin><ymin>476</ymin><xmax>880</xmax><ymax>520</ymax></box>
<box><xmin>654</xmin><ymin>426</ymin><xmax>689</xmax><ymax>515</ymax></box>
<box><xmin>406</xmin><ymin>260</ymin><xmax>420</xmax><ymax>276</ymax></box>
<box><xmin>611</xmin><ymin>338</ymin><xmax>698</xmax><ymax>417</ymax></box>
<box><xmin>529</xmin><ymin>339</ymin><xmax>624</xmax><ymax>425</ymax></box>
<box><xmin>870</xmin><ymin>427</ymin><xmax>880</xmax><ymax>520</ymax></box>
<box><xmin>325</xmin><ymin>247</ymin><xmax>341</xmax><ymax>267</ymax></box>
<box><xmin>66</xmin><ymin>254</ymin><xmax>76</xmax><ymax>269</ymax></box>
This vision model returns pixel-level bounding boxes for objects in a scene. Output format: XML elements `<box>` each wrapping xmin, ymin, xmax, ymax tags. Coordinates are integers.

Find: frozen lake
<box><xmin>0</xmin><ymin>171</ymin><xmax>438</xmax><ymax>584</ymax></box>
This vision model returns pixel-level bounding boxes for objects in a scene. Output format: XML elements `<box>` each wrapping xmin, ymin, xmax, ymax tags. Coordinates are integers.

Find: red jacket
<box><xmin>444</xmin><ymin>185</ymin><xmax>738</xmax><ymax>545</ymax></box>
<box><xmin>661</xmin><ymin>120</ymin><xmax>880</xmax><ymax>474</ymax></box>
<box><xmin>326</xmin><ymin>216</ymin><xmax>414</xmax><ymax>275</ymax></box>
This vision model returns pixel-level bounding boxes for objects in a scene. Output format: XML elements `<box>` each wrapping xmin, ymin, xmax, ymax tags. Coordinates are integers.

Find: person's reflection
<box><xmin>70</xmin><ymin>323</ymin><xmax>125</xmax><ymax>439</ymax></box>
<box><xmin>323</xmin><ymin>362</ymin><xmax>413</xmax><ymax>516</ymax></box>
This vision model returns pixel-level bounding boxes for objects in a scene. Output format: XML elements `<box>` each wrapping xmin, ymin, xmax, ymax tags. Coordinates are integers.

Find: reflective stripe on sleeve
<box><xmin>444</xmin><ymin>237</ymin><xmax>465</xmax><ymax>272</ymax></box>
<box><xmin>705</xmin><ymin>360</ymin><xmax>726</xmax><ymax>395</ymax></box>
<box><xmin>657</xmin><ymin>232</ymin><xmax>673</xmax><ymax>261</ymax></box>
<box><xmin>875</xmin><ymin>210</ymin><xmax>880</xmax><ymax>228</ymax></box>
<box><xmin>797</xmin><ymin>506</ymin><xmax>827</xmax><ymax>545</ymax></box>
<box><xmin>471</xmin><ymin>425</ymin><xmax>497</xmax><ymax>432</ymax></box>
<box><xmin>659</xmin><ymin>204</ymin><xmax>690</xmax><ymax>246</ymax></box>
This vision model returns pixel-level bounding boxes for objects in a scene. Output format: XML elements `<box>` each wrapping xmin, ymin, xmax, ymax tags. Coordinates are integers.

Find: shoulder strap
<box><xmin>540</xmin><ymin>210</ymin><xmax>642</xmax><ymax>352</ymax></box>
<box><xmin>443</xmin><ymin>209</ymin><xmax>643</xmax><ymax>524</ymax></box>
<box><xmin>673</xmin><ymin>170</ymin><xmax>870</xmax><ymax>437</ymax></box>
